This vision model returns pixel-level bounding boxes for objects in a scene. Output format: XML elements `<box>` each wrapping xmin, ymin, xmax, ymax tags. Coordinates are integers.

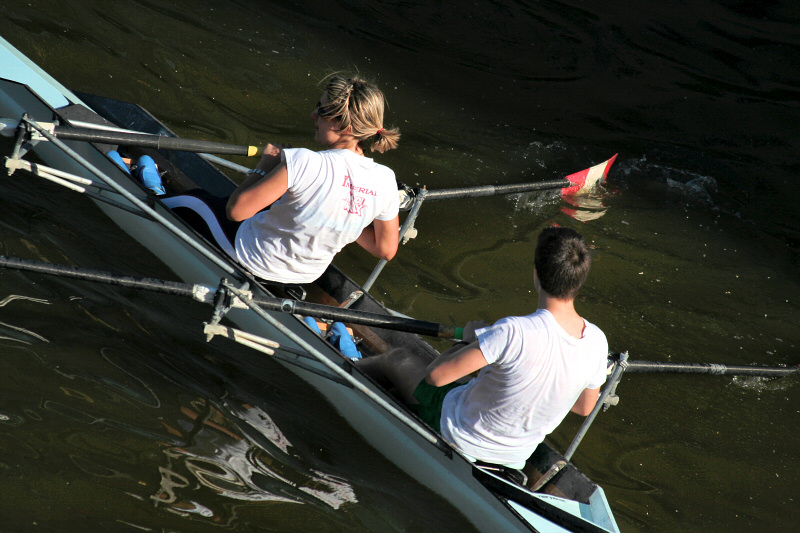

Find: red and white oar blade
<box><xmin>561</xmin><ymin>154</ymin><xmax>618</xmax><ymax>196</ymax></box>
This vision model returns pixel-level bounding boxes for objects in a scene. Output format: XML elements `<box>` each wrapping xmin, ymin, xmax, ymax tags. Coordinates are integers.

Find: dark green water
<box><xmin>1</xmin><ymin>1</ymin><xmax>799</xmax><ymax>531</ymax></box>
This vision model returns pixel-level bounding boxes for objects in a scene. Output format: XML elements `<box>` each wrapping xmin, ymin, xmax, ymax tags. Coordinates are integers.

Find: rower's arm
<box><xmin>356</xmin><ymin>216</ymin><xmax>399</xmax><ymax>260</ymax></box>
<box><xmin>570</xmin><ymin>386</ymin><xmax>600</xmax><ymax>416</ymax></box>
<box><xmin>426</xmin><ymin>341</ymin><xmax>488</xmax><ymax>387</ymax></box>
<box><xmin>227</xmin><ymin>164</ymin><xmax>288</xmax><ymax>221</ymax></box>
<box><xmin>227</xmin><ymin>144</ymin><xmax>288</xmax><ymax>221</ymax></box>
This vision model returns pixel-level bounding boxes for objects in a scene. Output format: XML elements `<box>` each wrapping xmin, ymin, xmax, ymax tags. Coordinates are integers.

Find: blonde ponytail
<box><xmin>321</xmin><ymin>73</ymin><xmax>400</xmax><ymax>153</ymax></box>
<box><xmin>370</xmin><ymin>125</ymin><xmax>400</xmax><ymax>153</ymax></box>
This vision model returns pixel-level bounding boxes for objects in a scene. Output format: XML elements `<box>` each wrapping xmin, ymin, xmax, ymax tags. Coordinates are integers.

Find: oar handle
<box><xmin>53</xmin><ymin>125</ymin><xmax>259</xmax><ymax>156</ymax></box>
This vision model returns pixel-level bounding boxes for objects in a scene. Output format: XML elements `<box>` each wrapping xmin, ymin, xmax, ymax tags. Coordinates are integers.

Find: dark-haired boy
<box><xmin>358</xmin><ymin>227</ymin><xmax>608</xmax><ymax>470</ymax></box>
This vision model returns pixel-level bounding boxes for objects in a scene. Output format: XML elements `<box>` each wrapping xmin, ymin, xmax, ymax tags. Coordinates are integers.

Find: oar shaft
<box><xmin>5</xmin><ymin>256</ymin><xmax>796</xmax><ymax>374</ymax></box>
<box><xmin>53</xmin><ymin>125</ymin><xmax>258</xmax><ymax>157</ymax></box>
<box><xmin>265</xmin><ymin>297</ymin><xmax>460</xmax><ymax>339</ymax></box>
<box><xmin>423</xmin><ymin>179</ymin><xmax>570</xmax><ymax>201</ymax></box>
<box><xmin>0</xmin><ymin>256</ymin><xmax>461</xmax><ymax>339</ymax></box>
<box><xmin>625</xmin><ymin>360</ymin><xmax>798</xmax><ymax>378</ymax></box>
<box><xmin>0</xmin><ymin>255</ymin><xmax>197</xmax><ymax>298</ymax></box>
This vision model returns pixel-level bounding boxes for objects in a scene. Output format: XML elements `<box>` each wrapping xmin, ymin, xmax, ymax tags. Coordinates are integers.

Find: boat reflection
<box><xmin>152</xmin><ymin>399</ymin><xmax>357</xmax><ymax>521</ymax></box>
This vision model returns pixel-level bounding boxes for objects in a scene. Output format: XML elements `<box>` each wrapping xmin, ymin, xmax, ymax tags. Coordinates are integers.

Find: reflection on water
<box><xmin>0</xmin><ymin>294</ymin><xmax>50</xmax><ymax>344</ymax></box>
<box><xmin>507</xmin><ymin>186</ymin><xmax>611</xmax><ymax>223</ymax></box>
<box><xmin>1</xmin><ymin>329</ymin><xmax>359</xmax><ymax>529</ymax></box>
<box><xmin>151</xmin><ymin>398</ymin><xmax>356</xmax><ymax>525</ymax></box>
<box><xmin>561</xmin><ymin>193</ymin><xmax>610</xmax><ymax>222</ymax></box>
<box><xmin>98</xmin><ymin>347</ymin><xmax>160</xmax><ymax>408</ymax></box>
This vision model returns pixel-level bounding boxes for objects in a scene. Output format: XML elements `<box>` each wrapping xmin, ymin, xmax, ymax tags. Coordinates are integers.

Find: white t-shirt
<box><xmin>439</xmin><ymin>309</ymin><xmax>608</xmax><ymax>465</ymax></box>
<box><xmin>235</xmin><ymin>148</ymin><xmax>399</xmax><ymax>283</ymax></box>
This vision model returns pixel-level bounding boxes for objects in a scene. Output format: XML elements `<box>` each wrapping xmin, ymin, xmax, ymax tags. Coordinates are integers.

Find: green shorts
<box><xmin>412</xmin><ymin>379</ymin><xmax>463</xmax><ymax>433</ymax></box>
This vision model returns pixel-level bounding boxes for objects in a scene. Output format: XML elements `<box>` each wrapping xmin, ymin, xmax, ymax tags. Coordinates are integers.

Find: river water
<box><xmin>1</xmin><ymin>1</ymin><xmax>799</xmax><ymax>531</ymax></box>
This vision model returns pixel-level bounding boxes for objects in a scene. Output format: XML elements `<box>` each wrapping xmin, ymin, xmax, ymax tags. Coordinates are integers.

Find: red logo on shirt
<box><xmin>345</xmin><ymin>194</ymin><xmax>367</xmax><ymax>215</ymax></box>
<box><xmin>341</xmin><ymin>175</ymin><xmax>376</xmax><ymax>196</ymax></box>
<box><xmin>341</xmin><ymin>174</ymin><xmax>372</xmax><ymax>216</ymax></box>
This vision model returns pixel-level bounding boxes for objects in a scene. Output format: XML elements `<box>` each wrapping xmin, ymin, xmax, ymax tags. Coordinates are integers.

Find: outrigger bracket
<box><xmin>601</xmin><ymin>352</ymin><xmax>628</xmax><ymax>410</ymax></box>
<box><xmin>206</xmin><ymin>278</ymin><xmax>251</xmax><ymax>327</ymax></box>
<box><xmin>6</xmin><ymin>113</ymin><xmax>37</xmax><ymax>162</ymax></box>
<box><xmin>563</xmin><ymin>352</ymin><xmax>628</xmax><ymax>462</ymax></box>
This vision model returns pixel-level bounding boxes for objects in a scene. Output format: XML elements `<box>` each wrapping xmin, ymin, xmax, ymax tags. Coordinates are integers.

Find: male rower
<box><xmin>357</xmin><ymin>227</ymin><xmax>608</xmax><ymax>481</ymax></box>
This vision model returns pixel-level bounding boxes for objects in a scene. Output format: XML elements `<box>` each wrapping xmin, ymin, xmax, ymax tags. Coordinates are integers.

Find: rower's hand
<box><xmin>462</xmin><ymin>320</ymin><xmax>490</xmax><ymax>343</ymax></box>
<box><xmin>262</xmin><ymin>143</ymin><xmax>289</xmax><ymax>157</ymax></box>
<box><xmin>255</xmin><ymin>143</ymin><xmax>290</xmax><ymax>174</ymax></box>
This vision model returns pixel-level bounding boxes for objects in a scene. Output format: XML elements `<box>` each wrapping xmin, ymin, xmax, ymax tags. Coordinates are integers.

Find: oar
<box><xmin>2</xmin><ymin>256</ymin><xmax>796</xmax><ymax>377</ymax></box>
<box><xmin>0</xmin><ymin>255</ymin><xmax>462</xmax><ymax>340</ymax></box>
<box><xmin>404</xmin><ymin>154</ymin><xmax>619</xmax><ymax>203</ymax></box>
<box><xmin>4</xmin><ymin>117</ymin><xmax>614</xmax><ymax>196</ymax></box>
<box><xmin>624</xmin><ymin>359</ymin><xmax>798</xmax><ymax>378</ymax></box>
<box><xmin>1</xmin><ymin>117</ymin><xmax>259</xmax><ymax>157</ymax></box>
<box><xmin>365</xmin><ymin>155</ymin><xmax>619</xmax><ymax>290</ymax></box>
<box><xmin>420</xmin><ymin>178</ymin><xmax>571</xmax><ymax>200</ymax></box>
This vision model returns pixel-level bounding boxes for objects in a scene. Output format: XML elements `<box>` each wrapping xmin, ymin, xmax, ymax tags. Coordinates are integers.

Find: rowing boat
<box><xmin>0</xmin><ymin>35</ymin><xmax>620</xmax><ymax>532</ymax></box>
<box><xmin>1</xmin><ymin>34</ymin><xmax>620</xmax><ymax>533</ymax></box>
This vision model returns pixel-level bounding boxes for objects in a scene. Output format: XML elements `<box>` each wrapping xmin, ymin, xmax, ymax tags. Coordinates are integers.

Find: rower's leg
<box><xmin>355</xmin><ymin>348</ymin><xmax>428</xmax><ymax>404</ymax></box>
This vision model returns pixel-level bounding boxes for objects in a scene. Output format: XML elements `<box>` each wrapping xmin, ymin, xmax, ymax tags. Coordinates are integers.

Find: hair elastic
<box><xmin>376</xmin><ymin>128</ymin><xmax>385</xmax><ymax>135</ymax></box>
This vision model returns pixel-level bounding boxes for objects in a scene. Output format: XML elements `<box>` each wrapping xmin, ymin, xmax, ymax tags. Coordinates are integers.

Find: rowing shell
<box><xmin>0</xmin><ymin>34</ymin><xmax>621</xmax><ymax>533</ymax></box>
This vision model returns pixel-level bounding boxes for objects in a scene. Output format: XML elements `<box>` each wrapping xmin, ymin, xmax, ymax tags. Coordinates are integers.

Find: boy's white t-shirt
<box><xmin>440</xmin><ymin>309</ymin><xmax>608</xmax><ymax>466</ymax></box>
<box><xmin>235</xmin><ymin>148</ymin><xmax>399</xmax><ymax>283</ymax></box>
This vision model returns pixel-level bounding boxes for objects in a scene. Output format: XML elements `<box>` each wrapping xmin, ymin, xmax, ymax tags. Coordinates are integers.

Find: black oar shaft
<box><xmin>423</xmin><ymin>178</ymin><xmax>570</xmax><ymax>201</ymax></box>
<box><xmin>53</xmin><ymin>126</ymin><xmax>257</xmax><ymax>156</ymax></box>
<box><xmin>0</xmin><ymin>255</ymin><xmax>197</xmax><ymax>297</ymax></box>
<box><xmin>0</xmin><ymin>256</ymin><xmax>458</xmax><ymax>339</ymax></box>
<box><xmin>246</xmin><ymin>296</ymin><xmax>455</xmax><ymax>338</ymax></box>
<box><xmin>625</xmin><ymin>360</ymin><xmax>798</xmax><ymax>378</ymax></box>
<box><xmin>6</xmin><ymin>256</ymin><xmax>797</xmax><ymax>373</ymax></box>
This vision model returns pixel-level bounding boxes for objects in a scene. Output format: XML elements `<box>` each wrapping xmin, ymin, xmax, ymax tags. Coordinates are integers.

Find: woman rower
<box><xmin>162</xmin><ymin>73</ymin><xmax>401</xmax><ymax>285</ymax></box>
